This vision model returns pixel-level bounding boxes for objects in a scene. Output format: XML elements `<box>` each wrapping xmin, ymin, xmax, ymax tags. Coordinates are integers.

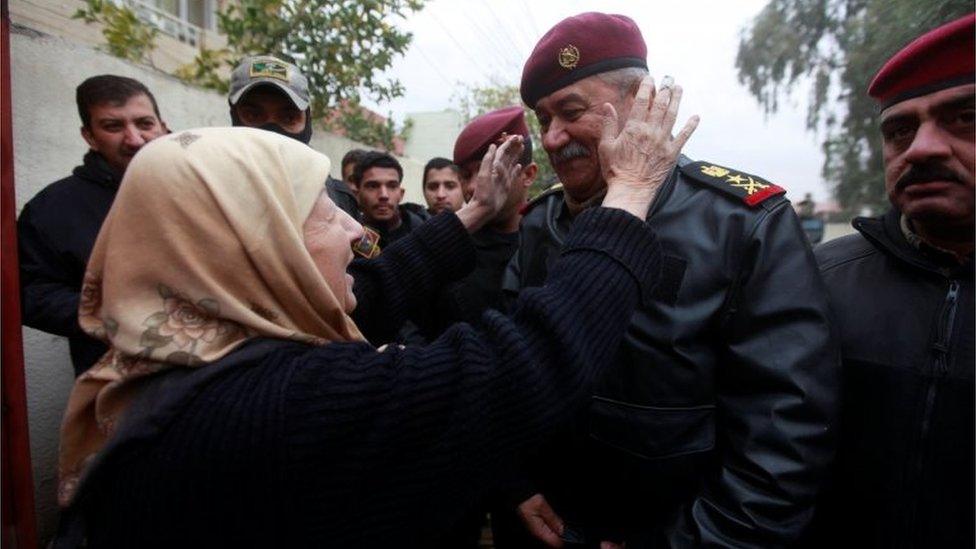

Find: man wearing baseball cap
<box><xmin>228</xmin><ymin>55</ymin><xmax>358</xmax><ymax>217</ymax></box>
<box><xmin>808</xmin><ymin>14</ymin><xmax>974</xmax><ymax>547</ymax></box>
<box><xmin>497</xmin><ymin>12</ymin><xmax>838</xmax><ymax>547</ymax></box>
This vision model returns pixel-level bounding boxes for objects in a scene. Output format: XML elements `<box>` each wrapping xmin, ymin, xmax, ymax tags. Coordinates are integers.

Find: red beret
<box><xmin>453</xmin><ymin>106</ymin><xmax>529</xmax><ymax>167</ymax></box>
<box><xmin>868</xmin><ymin>13</ymin><xmax>975</xmax><ymax>109</ymax></box>
<box><xmin>521</xmin><ymin>12</ymin><xmax>647</xmax><ymax>109</ymax></box>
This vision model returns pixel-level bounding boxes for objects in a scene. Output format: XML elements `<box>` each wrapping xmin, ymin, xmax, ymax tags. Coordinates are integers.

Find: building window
<box><xmin>122</xmin><ymin>0</ymin><xmax>218</xmax><ymax>46</ymax></box>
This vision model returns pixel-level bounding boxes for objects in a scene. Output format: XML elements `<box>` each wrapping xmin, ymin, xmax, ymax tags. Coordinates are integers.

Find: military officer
<box><xmin>807</xmin><ymin>14</ymin><xmax>974</xmax><ymax>548</ymax></box>
<box><xmin>420</xmin><ymin>107</ymin><xmax>538</xmax><ymax>340</ymax></box>
<box><xmin>497</xmin><ymin>12</ymin><xmax>839</xmax><ymax>548</ymax></box>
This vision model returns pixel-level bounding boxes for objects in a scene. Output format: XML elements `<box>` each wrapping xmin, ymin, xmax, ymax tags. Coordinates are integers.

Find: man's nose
<box><xmin>123</xmin><ymin>124</ymin><xmax>148</xmax><ymax>148</ymax></box>
<box><xmin>904</xmin><ymin>121</ymin><xmax>953</xmax><ymax>164</ymax></box>
<box><xmin>542</xmin><ymin>119</ymin><xmax>569</xmax><ymax>153</ymax></box>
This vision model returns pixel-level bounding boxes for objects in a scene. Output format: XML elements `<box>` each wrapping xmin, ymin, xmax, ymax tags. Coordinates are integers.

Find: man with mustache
<box><xmin>18</xmin><ymin>75</ymin><xmax>169</xmax><ymax>376</ymax></box>
<box><xmin>228</xmin><ymin>55</ymin><xmax>359</xmax><ymax>218</ymax></box>
<box><xmin>496</xmin><ymin>12</ymin><xmax>838</xmax><ymax>548</ymax></box>
<box><xmin>807</xmin><ymin>15</ymin><xmax>974</xmax><ymax>548</ymax></box>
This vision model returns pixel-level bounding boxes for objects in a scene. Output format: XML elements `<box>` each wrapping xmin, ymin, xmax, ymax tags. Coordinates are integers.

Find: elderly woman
<box><xmin>54</xmin><ymin>79</ymin><xmax>696</xmax><ymax>547</ymax></box>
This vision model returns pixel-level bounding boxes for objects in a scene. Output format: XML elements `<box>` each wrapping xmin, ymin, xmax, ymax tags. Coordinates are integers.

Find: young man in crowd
<box><xmin>421</xmin><ymin>157</ymin><xmax>465</xmax><ymax>216</ymax></box>
<box><xmin>354</xmin><ymin>151</ymin><xmax>427</xmax><ymax>249</ymax></box>
<box><xmin>18</xmin><ymin>75</ymin><xmax>169</xmax><ymax>375</ymax></box>
<box><xmin>497</xmin><ymin>12</ymin><xmax>837</xmax><ymax>548</ymax></box>
<box><xmin>227</xmin><ymin>55</ymin><xmax>358</xmax><ymax>217</ymax></box>
<box><xmin>808</xmin><ymin>14</ymin><xmax>974</xmax><ymax>548</ymax></box>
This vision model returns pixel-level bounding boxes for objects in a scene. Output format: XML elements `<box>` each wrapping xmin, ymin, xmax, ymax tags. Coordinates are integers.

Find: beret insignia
<box><xmin>558</xmin><ymin>44</ymin><xmax>580</xmax><ymax>69</ymax></box>
<box><xmin>681</xmin><ymin>161</ymin><xmax>785</xmax><ymax>207</ymax></box>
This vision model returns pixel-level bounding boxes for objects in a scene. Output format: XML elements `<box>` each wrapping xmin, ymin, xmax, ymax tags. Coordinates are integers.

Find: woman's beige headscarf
<box><xmin>58</xmin><ymin>127</ymin><xmax>363</xmax><ymax>505</ymax></box>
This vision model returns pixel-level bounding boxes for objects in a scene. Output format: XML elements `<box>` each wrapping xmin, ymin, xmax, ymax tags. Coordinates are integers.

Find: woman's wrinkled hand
<box><xmin>599</xmin><ymin>75</ymin><xmax>699</xmax><ymax>220</ymax></box>
<box><xmin>455</xmin><ymin>134</ymin><xmax>524</xmax><ymax>233</ymax></box>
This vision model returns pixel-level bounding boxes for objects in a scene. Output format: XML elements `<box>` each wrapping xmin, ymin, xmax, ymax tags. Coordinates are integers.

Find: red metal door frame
<box><xmin>1</xmin><ymin>0</ymin><xmax>39</xmax><ymax>546</ymax></box>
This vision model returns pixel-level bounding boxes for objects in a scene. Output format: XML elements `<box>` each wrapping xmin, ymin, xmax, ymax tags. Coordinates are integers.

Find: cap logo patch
<box><xmin>558</xmin><ymin>45</ymin><xmax>580</xmax><ymax>69</ymax></box>
<box><xmin>249</xmin><ymin>60</ymin><xmax>289</xmax><ymax>82</ymax></box>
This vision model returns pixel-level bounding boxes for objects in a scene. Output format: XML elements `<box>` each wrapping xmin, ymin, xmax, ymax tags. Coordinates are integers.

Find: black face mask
<box><xmin>230</xmin><ymin>108</ymin><xmax>313</xmax><ymax>144</ymax></box>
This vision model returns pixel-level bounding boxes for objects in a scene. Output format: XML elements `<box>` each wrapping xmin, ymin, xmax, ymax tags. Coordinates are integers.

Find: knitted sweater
<box><xmin>66</xmin><ymin>208</ymin><xmax>661</xmax><ymax>548</ymax></box>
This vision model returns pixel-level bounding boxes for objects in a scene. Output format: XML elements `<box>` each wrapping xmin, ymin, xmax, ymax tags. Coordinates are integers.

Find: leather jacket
<box><xmin>502</xmin><ymin>157</ymin><xmax>839</xmax><ymax>547</ymax></box>
<box><xmin>805</xmin><ymin>209</ymin><xmax>974</xmax><ymax>548</ymax></box>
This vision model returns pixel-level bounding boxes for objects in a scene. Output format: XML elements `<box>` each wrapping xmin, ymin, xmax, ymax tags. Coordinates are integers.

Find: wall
<box><xmin>10</xmin><ymin>25</ymin><xmax>425</xmax><ymax>544</ymax></box>
<box><xmin>403</xmin><ymin>109</ymin><xmax>464</xmax><ymax>166</ymax></box>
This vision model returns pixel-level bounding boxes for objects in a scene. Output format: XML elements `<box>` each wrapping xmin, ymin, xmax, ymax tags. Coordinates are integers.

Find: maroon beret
<box><xmin>453</xmin><ymin>106</ymin><xmax>529</xmax><ymax>167</ymax></box>
<box><xmin>868</xmin><ymin>13</ymin><xmax>975</xmax><ymax>109</ymax></box>
<box><xmin>521</xmin><ymin>12</ymin><xmax>647</xmax><ymax>108</ymax></box>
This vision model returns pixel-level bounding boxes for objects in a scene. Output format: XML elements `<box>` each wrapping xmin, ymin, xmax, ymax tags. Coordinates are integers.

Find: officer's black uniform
<box><xmin>499</xmin><ymin>157</ymin><xmax>839</xmax><ymax>547</ymax></box>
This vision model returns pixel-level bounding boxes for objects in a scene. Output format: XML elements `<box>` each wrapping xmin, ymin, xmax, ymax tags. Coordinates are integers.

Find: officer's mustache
<box><xmin>550</xmin><ymin>141</ymin><xmax>589</xmax><ymax>164</ymax></box>
<box><xmin>896</xmin><ymin>162</ymin><xmax>963</xmax><ymax>191</ymax></box>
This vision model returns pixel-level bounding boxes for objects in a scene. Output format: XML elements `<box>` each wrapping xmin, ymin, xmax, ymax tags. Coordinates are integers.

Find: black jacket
<box><xmin>502</xmin><ymin>158</ymin><xmax>839</xmax><ymax>547</ymax></box>
<box><xmin>368</xmin><ymin>204</ymin><xmax>430</xmax><ymax>250</ymax></box>
<box><xmin>325</xmin><ymin>175</ymin><xmax>359</xmax><ymax>219</ymax></box>
<box><xmin>17</xmin><ymin>152</ymin><xmax>118</xmax><ymax>375</ymax></box>
<box><xmin>807</xmin><ymin>209</ymin><xmax>974</xmax><ymax>548</ymax></box>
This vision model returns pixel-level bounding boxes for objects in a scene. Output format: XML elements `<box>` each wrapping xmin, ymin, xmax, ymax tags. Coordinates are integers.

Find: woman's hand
<box><xmin>599</xmin><ymin>75</ymin><xmax>699</xmax><ymax>220</ymax></box>
<box><xmin>455</xmin><ymin>135</ymin><xmax>524</xmax><ymax>233</ymax></box>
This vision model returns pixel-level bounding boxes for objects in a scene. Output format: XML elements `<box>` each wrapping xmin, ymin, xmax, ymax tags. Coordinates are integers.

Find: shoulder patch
<box><xmin>520</xmin><ymin>183</ymin><xmax>564</xmax><ymax>215</ymax></box>
<box><xmin>680</xmin><ymin>162</ymin><xmax>785</xmax><ymax>207</ymax></box>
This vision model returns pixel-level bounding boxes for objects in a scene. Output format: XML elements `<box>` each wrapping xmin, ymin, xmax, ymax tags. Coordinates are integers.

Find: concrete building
<box><xmin>403</xmin><ymin>109</ymin><xmax>465</xmax><ymax>165</ymax></box>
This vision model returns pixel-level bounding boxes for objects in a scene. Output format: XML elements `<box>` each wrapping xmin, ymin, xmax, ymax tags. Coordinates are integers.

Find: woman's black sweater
<box><xmin>67</xmin><ymin>208</ymin><xmax>661</xmax><ymax>548</ymax></box>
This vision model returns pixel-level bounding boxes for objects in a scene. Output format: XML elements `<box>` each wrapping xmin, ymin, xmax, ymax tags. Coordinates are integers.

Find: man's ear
<box><xmin>80</xmin><ymin>126</ymin><xmax>97</xmax><ymax>150</ymax></box>
<box><xmin>521</xmin><ymin>163</ymin><xmax>539</xmax><ymax>187</ymax></box>
<box><xmin>161</xmin><ymin>120</ymin><xmax>171</xmax><ymax>134</ymax></box>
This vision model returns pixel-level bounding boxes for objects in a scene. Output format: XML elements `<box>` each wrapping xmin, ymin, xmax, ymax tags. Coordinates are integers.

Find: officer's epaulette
<box><xmin>680</xmin><ymin>161</ymin><xmax>785</xmax><ymax>207</ymax></box>
<box><xmin>520</xmin><ymin>183</ymin><xmax>564</xmax><ymax>215</ymax></box>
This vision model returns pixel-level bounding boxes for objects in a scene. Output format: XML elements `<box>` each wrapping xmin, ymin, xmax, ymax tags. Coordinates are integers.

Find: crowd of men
<box><xmin>17</xmin><ymin>10</ymin><xmax>974</xmax><ymax>548</ymax></box>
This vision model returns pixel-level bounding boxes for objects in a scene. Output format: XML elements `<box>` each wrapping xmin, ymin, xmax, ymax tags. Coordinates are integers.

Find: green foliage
<box><xmin>185</xmin><ymin>1</ymin><xmax>422</xmax><ymax>117</ymax></box>
<box><xmin>73</xmin><ymin>0</ymin><xmax>158</xmax><ymax>66</ymax></box>
<box><xmin>452</xmin><ymin>80</ymin><xmax>557</xmax><ymax>198</ymax></box>
<box><xmin>177</xmin><ymin>0</ymin><xmax>422</xmax><ymax>148</ymax></box>
<box><xmin>736</xmin><ymin>0</ymin><xmax>971</xmax><ymax>215</ymax></box>
<box><xmin>174</xmin><ymin>47</ymin><xmax>231</xmax><ymax>94</ymax></box>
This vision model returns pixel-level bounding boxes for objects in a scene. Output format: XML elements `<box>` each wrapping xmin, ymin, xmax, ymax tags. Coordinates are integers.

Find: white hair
<box><xmin>595</xmin><ymin>67</ymin><xmax>650</xmax><ymax>99</ymax></box>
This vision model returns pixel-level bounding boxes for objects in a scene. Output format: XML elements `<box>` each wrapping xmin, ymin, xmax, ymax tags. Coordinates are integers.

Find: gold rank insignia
<box><xmin>680</xmin><ymin>161</ymin><xmax>786</xmax><ymax>207</ymax></box>
<box><xmin>558</xmin><ymin>45</ymin><xmax>580</xmax><ymax>69</ymax></box>
<box><xmin>352</xmin><ymin>226</ymin><xmax>381</xmax><ymax>259</ymax></box>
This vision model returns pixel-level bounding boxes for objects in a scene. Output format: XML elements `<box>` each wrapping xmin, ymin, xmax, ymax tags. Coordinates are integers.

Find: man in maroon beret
<box><xmin>807</xmin><ymin>14</ymin><xmax>974</xmax><ymax>547</ymax></box>
<box><xmin>421</xmin><ymin>107</ymin><xmax>539</xmax><ymax>339</ymax></box>
<box><xmin>497</xmin><ymin>12</ymin><xmax>839</xmax><ymax>548</ymax></box>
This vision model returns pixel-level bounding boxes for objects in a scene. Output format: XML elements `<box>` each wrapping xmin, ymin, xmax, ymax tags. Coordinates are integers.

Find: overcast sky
<box><xmin>363</xmin><ymin>0</ymin><xmax>832</xmax><ymax>202</ymax></box>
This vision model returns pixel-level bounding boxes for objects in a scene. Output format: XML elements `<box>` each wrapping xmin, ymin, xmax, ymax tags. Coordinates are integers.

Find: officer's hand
<box><xmin>455</xmin><ymin>134</ymin><xmax>524</xmax><ymax>233</ymax></box>
<box><xmin>517</xmin><ymin>493</ymin><xmax>565</xmax><ymax>547</ymax></box>
<box><xmin>599</xmin><ymin>75</ymin><xmax>699</xmax><ymax>220</ymax></box>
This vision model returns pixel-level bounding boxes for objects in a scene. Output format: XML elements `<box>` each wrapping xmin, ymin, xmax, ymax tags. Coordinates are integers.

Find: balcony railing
<box><xmin>111</xmin><ymin>0</ymin><xmax>205</xmax><ymax>47</ymax></box>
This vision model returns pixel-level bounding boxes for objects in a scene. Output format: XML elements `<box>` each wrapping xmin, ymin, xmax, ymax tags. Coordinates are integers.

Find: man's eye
<box><xmin>883</xmin><ymin>124</ymin><xmax>915</xmax><ymax>143</ymax></box>
<box><xmin>949</xmin><ymin>109</ymin><xmax>976</xmax><ymax>128</ymax></box>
